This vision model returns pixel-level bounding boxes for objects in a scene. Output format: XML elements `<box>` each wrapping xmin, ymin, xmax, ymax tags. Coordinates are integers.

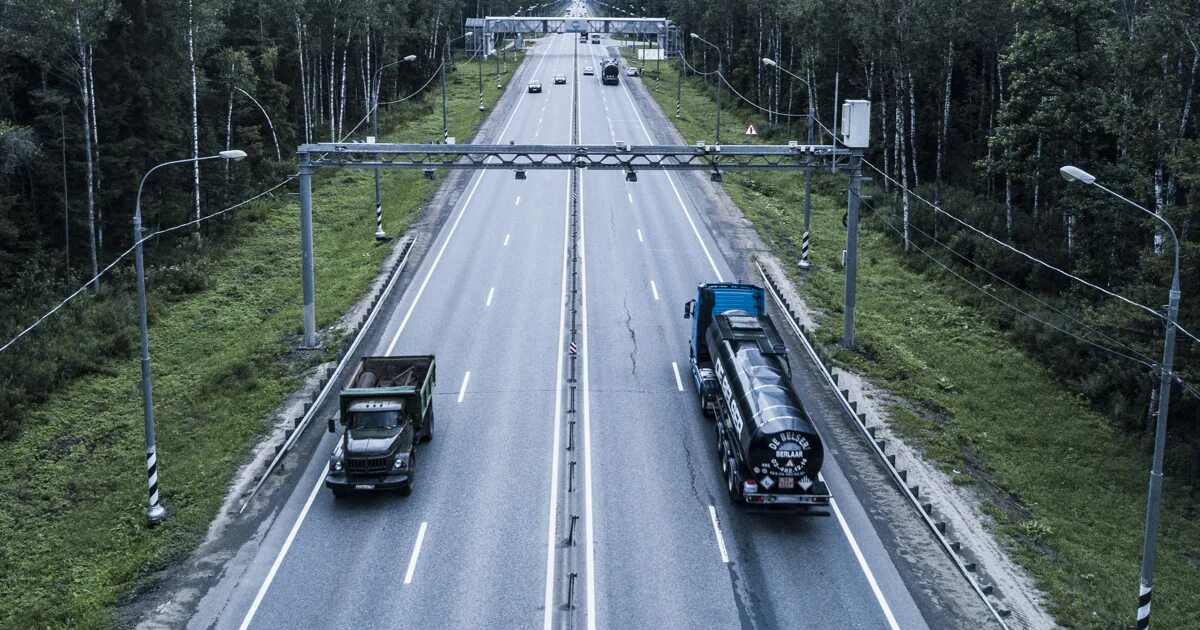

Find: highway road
<box><xmin>188</xmin><ymin>21</ymin><xmax>942</xmax><ymax>630</ymax></box>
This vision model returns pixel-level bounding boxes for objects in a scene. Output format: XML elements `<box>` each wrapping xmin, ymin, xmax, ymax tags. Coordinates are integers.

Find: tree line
<box><xmin>0</xmin><ymin>0</ymin><xmax>539</xmax><ymax>438</ymax></box>
<box><xmin>635</xmin><ymin>0</ymin><xmax>1199</xmax><ymax>472</ymax></box>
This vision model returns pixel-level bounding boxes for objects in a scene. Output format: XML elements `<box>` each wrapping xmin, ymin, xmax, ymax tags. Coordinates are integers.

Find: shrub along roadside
<box><xmin>637</xmin><ymin>59</ymin><xmax>1200</xmax><ymax>628</ymax></box>
<box><xmin>0</xmin><ymin>56</ymin><xmax>517</xmax><ymax>628</ymax></box>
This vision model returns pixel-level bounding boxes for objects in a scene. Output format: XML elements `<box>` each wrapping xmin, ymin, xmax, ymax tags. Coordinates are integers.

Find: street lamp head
<box><xmin>690</xmin><ymin>32</ymin><xmax>699</xmax><ymax>39</ymax></box>
<box><xmin>1060</xmin><ymin>165</ymin><xmax>1096</xmax><ymax>185</ymax></box>
<box><xmin>762</xmin><ymin>57</ymin><xmax>777</xmax><ymax>67</ymax></box>
<box><xmin>403</xmin><ymin>54</ymin><xmax>417</xmax><ymax>62</ymax></box>
<box><xmin>219</xmin><ymin>149</ymin><xmax>248</xmax><ymax>160</ymax></box>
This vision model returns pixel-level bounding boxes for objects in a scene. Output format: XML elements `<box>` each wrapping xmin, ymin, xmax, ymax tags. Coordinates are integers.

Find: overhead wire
<box><xmin>0</xmin><ymin>177</ymin><xmax>295</xmax><ymax>355</ymax></box>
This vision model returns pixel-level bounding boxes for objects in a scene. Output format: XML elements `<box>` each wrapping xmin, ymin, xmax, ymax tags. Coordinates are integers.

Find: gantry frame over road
<box><xmin>466</xmin><ymin>16</ymin><xmax>680</xmax><ymax>57</ymax></box>
<box><xmin>294</xmin><ymin>137</ymin><xmax>867</xmax><ymax>351</ymax></box>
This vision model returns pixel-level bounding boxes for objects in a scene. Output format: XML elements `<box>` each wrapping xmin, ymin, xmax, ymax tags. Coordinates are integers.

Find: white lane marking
<box><xmin>403</xmin><ymin>522</ymin><xmax>428</xmax><ymax>585</ymax></box>
<box><xmin>238</xmin><ymin>463</ymin><xmax>329</xmax><ymax>630</ymax></box>
<box><xmin>671</xmin><ymin>361</ymin><xmax>684</xmax><ymax>391</ymax></box>
<box><xmin>615</xmin><ymin>70</ymin><xmax>723</xmax><ymax>281</ymax></box>
<box><xmin>627</xmin><ymin>192</ymin><xmax>633</xmax><ymax>204</ymax></box>
<box><xmin>708</xmin><ymin>505</ymin><xmax>730</xmax><ymax>564</ymax></box>
<box><xmin>579</xmin><ymin>167</ymin><xmax>597</xmax><ymax>630</ymax></box>
<box><xmin>830</xmin><ymin>494</ymin><xmax>902</xmax><ymax>630</ymax></box>
<box><xmin>543</xmin><ymin>33</ymin><xmax>574</xmax><ymax>630</ymax></box>
<box><xmin>636</xmin><ymin>228</ymin><xmax>643</xmax><ymax>242</ymax></box>
<box><xmin>486</xmin><ymin>287</ymin><xmax>495</xmax><ymax>307</ymax></box>
<box><xmin>650</xmin><ymin>280</ymin><xmax>660</xmax><ymax>301</ymax></box>
<box><xmin>504</xmin><ymin>233</ymin><xmax>511</xmax><ymax>246</ymax></box>
<box><xmin>515</xmin><ymin>196</ymin><xmax>521</xmax><ymax>206</ymax></box>
<box><xmin>457</xmin><ymin>371</ymin><xmax>471</xmax><ymax>403</ymax></box>
<box><xmin>385</xmin><ymin>31</ymin><xmax>558</xmax><ymax>355</ymax></box>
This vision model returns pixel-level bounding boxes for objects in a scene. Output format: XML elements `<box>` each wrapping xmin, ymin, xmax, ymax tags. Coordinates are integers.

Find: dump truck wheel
<box><xmin>400</xmin><ymin>450</ymin><xmax>415</xmax><ymax>496</ymax></box>
<box><xmin>421</xmin><ymin>407</ymin><xmax>435</xmax><ymax>443</ymax></box>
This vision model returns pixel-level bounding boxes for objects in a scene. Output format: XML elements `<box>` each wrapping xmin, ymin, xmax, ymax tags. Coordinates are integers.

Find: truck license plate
<box><xmin>779</xmin><ymin>477</ymin><xmax>794</xmax><ymax>489</ymax></box>
<box><xmin>356</xmin><ymin>484</ymin><xmax>376</xmax><ymax>490</ymax></box>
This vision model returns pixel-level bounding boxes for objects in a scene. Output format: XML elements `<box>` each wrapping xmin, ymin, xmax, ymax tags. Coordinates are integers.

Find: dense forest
<box><xmin>639</xmin><ymin>0</ymin><xmax>1200</xmax><ymax>473</ymax></box>
<box><xmin>2</xmin><ymin>0</ymin><xmax>1200</xmax><ymax>472</ymax></box>
<box><xmin>0</xmin><ymin>0</ymin><xmax>544</xmax><ymax>438</ymax></box>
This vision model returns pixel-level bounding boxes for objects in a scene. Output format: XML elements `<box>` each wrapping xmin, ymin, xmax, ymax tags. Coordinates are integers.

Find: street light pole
<box><xmin>1061</xmin><ymin>165</ymin><xmax>1181</xmax><ymax>630</ymax></box>
<box><xmin>134</xmin><ymin>149</ymin><xmax>246</xmax><ymax>526</ymax></box>
<box><xmin>764</xmin><ymin>57</ymin><xmax>816</xmax><ymax>269</ymax></box>
<box><xmin>371</xmin><ymin>54</ymin><xmax>417</xmax><ymax>240</ymax></box>
<box><xmin>690</xmin><ymin>33</ymin><xmax>721</xmax><ymax>143</ymax></box>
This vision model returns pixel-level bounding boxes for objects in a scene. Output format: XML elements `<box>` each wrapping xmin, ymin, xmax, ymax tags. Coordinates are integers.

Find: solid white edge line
<box><xmin>238</xmin><ymin>463</ymin><xmax>329</xmax><ymax>630</ymax></box>
<box><xmin>620</xmin><ymin>48</ymin><xmax>904</xmax><ymax>626</ymax></box>
<box><xmin>403</xmin><ymin>522</ymin><xmax>429</xmax><ymax>585</ymax></box>
<box><xmin>650</xmin><ymin>280</ymin><xmax>660</xmax><ymax>301</ymax></box>
<box><xmin>636</xmin><ymin>228</ymin><xmax>643</xmax><ymax>242</ymax></box>
<box><xmin>671</xmin><ymin>361</ymin><xmax>684</xmax><ymax>392</ymax></box>
<box><xmin>543</xmin><ymin>32</ymin><xmax>573</xmax><ymax>630</ymax></box>
<box><xmin>707</xmin><ymin>505</ymin><xmax>731</xmax><ymax>564</ymax></box>
<box><xmin>384</xmin><ymin>24</ymin><xmax>556</xmax><ymax>355</ymax></box>
<box><xmin>579</xmin><ymin>158</ymin><xmax>598</xmax><ymax>630</ymax></box>
<box><xmin>457</xmin><ymin>371</ymin><xmax>471</xmax><ymax>403</ymax></box>
<box><xmin>829</xmin><ymin>495</ymin><xmax>902</xmax><ymax>630</ymax></box>
<box><xmin>615</xmin><ymin>68</ymin><xmax>723</xmax><ymax>281</ymax></box>
<box><xmin>486</xmin><ymin>286</ymin><xmax>495</xmax><ymax>307</ymax></box>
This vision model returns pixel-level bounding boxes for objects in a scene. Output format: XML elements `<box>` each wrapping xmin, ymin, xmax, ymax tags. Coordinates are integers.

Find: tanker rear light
<box><xmin>743</xmin><ymin>479</ymin><xmax>758</xmax><ymax>496</ymax></box>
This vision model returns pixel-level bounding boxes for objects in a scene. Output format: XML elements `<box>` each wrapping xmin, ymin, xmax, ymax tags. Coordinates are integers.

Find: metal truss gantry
<box><xmin>294</xmin><ymin>142</ymin><xmax>864</xmax><ymax>348</ymax></box>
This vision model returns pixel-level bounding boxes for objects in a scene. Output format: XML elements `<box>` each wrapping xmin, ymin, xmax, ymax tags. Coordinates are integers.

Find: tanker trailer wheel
<box><xmin>726</xmin><ymin>460</ymin><xmax>743</xmax><ymax>502</ymax></box>
<box><xmin>421</xmin><ymin>407</ymin><xmax>435</xmax><ymax>443</ymax></box>
<box><xmin>400</xmin><ymin>450</ymin><xmax>416</xmax><ymax>496</ymax></box>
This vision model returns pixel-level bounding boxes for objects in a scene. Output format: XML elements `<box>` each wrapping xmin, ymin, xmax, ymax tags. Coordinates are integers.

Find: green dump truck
<box><xmin>325</xmin><ymin>355</ymin><xmax>436</xmax><ymax>497</ymax></box>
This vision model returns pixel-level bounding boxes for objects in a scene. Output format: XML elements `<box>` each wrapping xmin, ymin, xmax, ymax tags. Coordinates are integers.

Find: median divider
<box><xmin>240</xmin><ymin>235</ymin><xmax>416</xmax><ymax>512</ymax></box>
<box><xmin>755</xmin><ymin>259</ymin><xmax>1014</xmax><ymax>629</ymax></box>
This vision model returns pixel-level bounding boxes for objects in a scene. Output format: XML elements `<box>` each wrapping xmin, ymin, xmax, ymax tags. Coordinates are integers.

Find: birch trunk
<box><xmin>896</xmin><ymin>73</ymin><xmax>909</xmax><ymax>250</ymax></box>
<box><xmin>87</xmin><ymin>45</ymin><xmax>101</xmax><ymax>252</ymax></box>
<box><xmin>188</xmin><ymin>0</ymin><xmax>202</xmax><ymax>242</ymax></box>
<box><xmin>73</xmin><ymin>9</ymin><xmax>98</xmax><ymax>290</ymax></box>
<box><xmin>296</xmin><ymin>16</ymin><xmax>311</xmax><ymax>145</ymax></box>
<box><xmin>328</xmin><ymin>18</ymin><xmax>337</xmax><ymax>141</ymax></box>
<box><xmin>936</xmin><ymin>43</ymin><xmax>953</xmax><ymax>204</ymax></box>
<box><xmin>998</xmin><ymin>57</ymin><xmax>1012</xmax><ymax>239</ymax></box>
<box><xmin>338</xmin><ymin>33</ymin><xmax>349</xmax><ymax>140</ymax></box>
<box><xmin>225</xmin><ymin>61</ymin><xmax>234</xmax><ymax>183</ymax></box>
<box><xmin>908</xmin><ymin>69</ymin><xmax>919</xmax><ymax>191</ymax></box>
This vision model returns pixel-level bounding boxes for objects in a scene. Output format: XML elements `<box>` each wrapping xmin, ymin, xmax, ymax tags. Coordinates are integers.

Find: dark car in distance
<box><xmin>554</xmin><ymin>74</ymin><xmax>567</xmax><ymax>84</ymax></box>
<box><xmin>528</xmin><ymin>79</ymin><xmax>542</xmax><ymax>93</ymax></box>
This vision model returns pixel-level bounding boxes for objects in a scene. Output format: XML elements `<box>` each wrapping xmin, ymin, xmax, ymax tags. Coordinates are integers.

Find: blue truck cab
<box><xmin>684</xmin><ymin>283</ymin><xmax>766</xmax><ymax>415</ymax></box>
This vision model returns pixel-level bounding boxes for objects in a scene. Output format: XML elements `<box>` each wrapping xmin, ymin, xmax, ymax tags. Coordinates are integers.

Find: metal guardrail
<box><xmin>238</xmin><ymin>237</ymin><xmax>415</xmax><ymax>513</ymax></box>
<box><xmin>755</xmin><ymin>260</ymin><xmax>1012</xmax><ymax>629</ymax></box>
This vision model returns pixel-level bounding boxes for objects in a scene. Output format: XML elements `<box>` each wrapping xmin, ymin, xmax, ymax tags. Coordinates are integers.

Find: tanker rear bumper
<box><xmin>741</xmin><ymin>481</ymin><xmax>832</xmax><ymax>514</ymax></box>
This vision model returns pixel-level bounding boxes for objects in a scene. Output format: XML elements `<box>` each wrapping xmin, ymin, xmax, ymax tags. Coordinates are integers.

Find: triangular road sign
<box><xmin>745</xmin><ymin>123</ymin><xmax>758</xmax><ymax>136</ymax></box>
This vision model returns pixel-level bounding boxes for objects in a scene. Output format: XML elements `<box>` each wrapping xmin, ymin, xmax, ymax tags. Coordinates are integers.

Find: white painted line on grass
<box><xmin>504</xmin><ymin>233</ymin><xmax>511</xmax><ymax>246</ymax></box>
<box><xmin>403</xmin><ymin>522</ymin><xmax>428</xmax><ymax>585</ymax></box>
<box><xmin>636</xmin><ymin>228</ymin><xmax>643</xmax><ymax>242</ymax></box>
<box><xmin>671</xmin><ymin>362</ymin><xmax>684</xmax><ymax>391</ymax></box>
<box><xmin>708</xmin><ymin>505</ymin><xmax>730</xmax><ymax>564</ymax></box>
<box><xmin>238</xmin><ymin>463</ymin><xmax>328</xmax><ymax>630</ymax></box>
<box><xmin>650</xmin><ymin>280</ymin><xmax>659</xmax><ymax>301</ymax></box>
<box><xmin>457</xmin><ymin>371</ymin><xmax>471</xmax><ymax>403</ymax></box>
<box><xmin>486</xmin><ymin>287</ymin><xmax>495</xmax><ymax>307</ymax></box>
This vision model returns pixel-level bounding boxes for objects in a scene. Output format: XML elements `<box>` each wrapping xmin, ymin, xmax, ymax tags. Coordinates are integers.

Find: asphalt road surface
<box><xmin>190</xmin><ymin>27</ymin><xmax>938</xmax><ymax>630</ymax></box>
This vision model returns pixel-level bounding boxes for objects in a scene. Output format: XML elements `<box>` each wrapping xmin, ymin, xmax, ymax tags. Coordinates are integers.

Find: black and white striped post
<box><xmin>133</xmin><ymin>149</ymin><xmax>247</xmax><ymax>526</ymax></box>
<box><xmin>799</xmin><ymin>230</ymin><xmax>812</xmax><ymax>269</ymax></box>
<box><xmin>1137</xmin><ymin>583</ymin><xmax>1151</xmax><ymax>629</ymax></box>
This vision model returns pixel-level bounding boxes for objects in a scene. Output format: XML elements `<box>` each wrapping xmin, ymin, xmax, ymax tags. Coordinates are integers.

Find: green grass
<box><xmin>0</xmin><ymin>56</ymin><xmax>518</xmax><ymax>628</ymax></box>
<box><xmin>641</xmin><ymin>60</ymin><xmax>1200</xmax><ymax>628</ymax></box>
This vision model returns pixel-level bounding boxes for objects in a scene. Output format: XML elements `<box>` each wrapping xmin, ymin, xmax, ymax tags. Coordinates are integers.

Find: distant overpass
<box><xmin>465</xmin><ymin>16</ymin><xmax>680</xmax><ymax>57</ymax></box>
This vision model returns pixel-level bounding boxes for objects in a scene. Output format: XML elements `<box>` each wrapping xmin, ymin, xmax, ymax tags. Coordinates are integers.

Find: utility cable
<box><xmin>866</xmin><ymin>196</ymin><xmax>1157</xmax><ymax>364</ymax></box>
<box><xmin>0</xmin><ymin>177</ymin><xmax>294</xmax><ymax>355</ymax></box>
<box><xmin>876</xmin><ymin>213</ymin><xmax>1157</xmax><ymax>370</ymax></box>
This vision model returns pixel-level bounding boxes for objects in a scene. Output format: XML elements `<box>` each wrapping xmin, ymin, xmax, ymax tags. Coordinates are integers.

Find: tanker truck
<box><xmin>601</xmin><ymin>58</ymin><xmax>621</xmax><ymax>85</ymax></box>
<box><xmin>325</xmin><ymin>355</ymin><xmax>436</xmax><ymax>497</ymax></box>
<box><xmin>684</xmin><ymin>283</ymin><xmax>831</xmax><ymax>510</ymax></box>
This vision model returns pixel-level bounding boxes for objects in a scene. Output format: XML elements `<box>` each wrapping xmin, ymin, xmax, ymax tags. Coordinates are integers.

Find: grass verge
<box><xmin>0</xmin><ymin>55</ymin><xmax>519</xmax><ymax>628</ymax></box>
<box><xmin>638</xmin><ymin>58</ymin><xmax>1200</xmax><ymax>628</ymax></box>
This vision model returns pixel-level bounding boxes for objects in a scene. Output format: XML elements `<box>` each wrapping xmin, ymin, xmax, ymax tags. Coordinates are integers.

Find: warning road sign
<box><xmin>745</xmin><ymin>124</ymin><xmax>758</xmax><ymax>136</ymax></box>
